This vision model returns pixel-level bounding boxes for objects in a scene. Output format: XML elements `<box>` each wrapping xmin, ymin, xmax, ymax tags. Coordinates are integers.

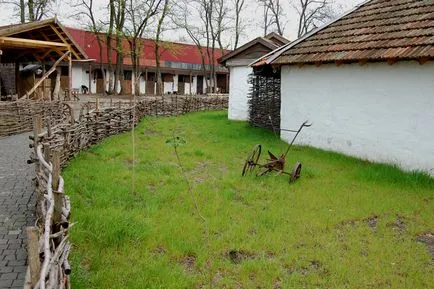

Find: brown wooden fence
<box><xmin>0</xmin><ymin>101</ymin><xmax>71</xmax><ymax>137</ymax></box>
<box><xmin>25</xmin><ymin>95</ymin><xmax>227</xmax><ymax>288</ymax></box>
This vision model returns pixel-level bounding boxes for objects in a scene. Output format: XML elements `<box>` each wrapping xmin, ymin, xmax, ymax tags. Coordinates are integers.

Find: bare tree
<box><xmin>213</xmin><ymin>0</ymin><xmax>230</xmax><ymax>53</ymax></box>
<box><xmin>125</xmin><ymin>0</ymin><xmax>163</xmax><ymax>95</ymax></box>
<box><xmin>233</xmin><ymin>0</ymin><xmax>245</xmax><ymax>49</ymax></box>
<box><xmin>112</xmin><ymin>0</ymin><xmax>126</xmax><ymax>95</ymax></box>
<box><xmin>155</xmin><ymin>0</ymin><xmax>171</xmax><ymax>95</ymax></box>
<box><xmin>173</xmin><ymin>0</ymin><xmax>209</xmax><ymax>93</ymax></box>
<box><xmin>105</xmin><ymin>0</ymin><xmax>116</xmax><ymax>94</ymax></box>
<box><xmin>27</xmin><ymin>0</ymin><xmax>54</xmax><ymax>21</ymax></box>
<box><xmin>72</xmin><ymin>0</ymin><xmax>108</xmax><ymax>96</ymax></box>
<box><xmin>258</xmin><ymin>0</ymin><xmax>285</xmax><ymax>36</ymax></box>
<box><xmin>1</xmin><ymin>0</ymin><xmax>53</xmax><ymax>22</ymax></box>
<box><xmin>295</xmin><ymin>0</ymin><xmax>335</xmax><ymax>37</ymax></box>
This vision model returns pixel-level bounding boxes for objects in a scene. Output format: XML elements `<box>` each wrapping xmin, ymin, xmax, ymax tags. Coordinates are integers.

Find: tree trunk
<box><xmin>52</xmin><ymin>68</ymin><xmax>61</xmax><ymax>101</ymax></box>
<box><xmin>27</xmin><ymin>0</ymin><xmax>35</xmax><ymax>21</ymax></box>
<box><xmin>20</xmin><ymin>0</ymin><xmax>25</xmax><ymax>23</ymax></box>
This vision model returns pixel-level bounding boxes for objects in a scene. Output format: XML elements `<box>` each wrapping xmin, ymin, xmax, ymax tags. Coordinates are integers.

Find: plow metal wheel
<box><xmin>242</xmin><ymin>144</ymin><xmax>262</xmax><ymax>176</ymax></box>
<box><xmin>289</xmin><ymin>162</ymin><xmax>302</xmax><ymax>183</ymax></box>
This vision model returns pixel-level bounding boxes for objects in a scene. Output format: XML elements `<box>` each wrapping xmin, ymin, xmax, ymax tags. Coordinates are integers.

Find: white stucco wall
<box><xmin>71</xmin><ymin>66</ymin><xmax>83</xmax><ymax>90</ymax></box>
<box><xmin>228</xmin><ymin>66</ymin><xmax>252</xmax><ymax>120</ymax></box>
<box><xmin>192</xmin><ymin>76</ymin><xmax>197</xmax><ymax>95</ymax></box>
<box><xmin>281</xmin><ymin>61</ymin><xmax>434</xmax><ymax>175</ymax></box>
<box><xmin>173</xmin><ymin>75</ymin><xmax>178</xmax><ymax>93</ymax></box>
<box><xmin>139</xmin><ymin>74</ymin><xmax>146</xmax><ymax>94</ymax></box>
<box><xmin>72</xmin><ymin>64</ymin><xmax>91</xmax><ymax>92</ymax></box>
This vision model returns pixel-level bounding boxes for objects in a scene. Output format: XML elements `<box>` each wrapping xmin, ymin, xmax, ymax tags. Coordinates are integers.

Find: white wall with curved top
<box><xmin>228</xmin><ymin>66</ymin><xmax>252</xmax><ymax>120</ymax></box>
<box><xmin>280</xmin><ymin>61</ymin><xmax>434</xmax><ymax>175</ymax></box>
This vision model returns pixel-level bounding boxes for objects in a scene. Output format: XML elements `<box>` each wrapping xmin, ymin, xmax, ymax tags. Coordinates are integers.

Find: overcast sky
<box><xmin>0</xmin><ymin>0</ymin><xmax>365</xmax><ymax>48</ymax></box>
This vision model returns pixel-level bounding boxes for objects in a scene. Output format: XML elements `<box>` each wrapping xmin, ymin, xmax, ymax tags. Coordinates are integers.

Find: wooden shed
<box><xmin>0</xmin><ymin>18</ymin><xmax>87</xmax><ymax>100</ymax></box>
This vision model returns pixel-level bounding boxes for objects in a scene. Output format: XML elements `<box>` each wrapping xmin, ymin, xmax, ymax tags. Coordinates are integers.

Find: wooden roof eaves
<box><xmin>219</xmin><ymin>37</ymin><xmax>278</xmax><ymax>64</ymax></box>
<box><xmin>0</xmin><ymin>36</ymin><xmax>69</xmax><ymax>49</ymax></box>
<box><xmin>54</xmin><ymin>19</ymin><xmax>88</xmax><ymax>60</ymax></box>
<box><xmin>0</xmin><ymin>18</ymin><xmax>56</xmax><ymax>37</ymax></box>
<box><xmin>0</xmin><ymin>18</ymin><xmax>87</xmax><ymax>60</ymax></box>
<box><xmin>264</xmin><ymin>32</ymin><xmax>290</xmax><ymax>45</ymax></box>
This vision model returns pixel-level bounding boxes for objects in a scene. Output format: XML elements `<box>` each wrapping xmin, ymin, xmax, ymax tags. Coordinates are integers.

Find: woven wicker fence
<box><xmin>0</xmin><ymin>101</ymin><xmax>72</xmax><ymax>137</ymax></box>
<box><xmin>248</xmin><ymin>73</ymin><xmax>281</xmax><ymax>132</ymax></box>
<box><xmin>25</xmin><ymin>96</ymin><xmax>227</xmax><ymax>288</ymax></box>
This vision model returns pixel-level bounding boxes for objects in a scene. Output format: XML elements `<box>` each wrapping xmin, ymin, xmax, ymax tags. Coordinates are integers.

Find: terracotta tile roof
<box><xmin>273</xmin><ymin>0</ymin><xmax>434</xmax><ymax>65</ymax></box>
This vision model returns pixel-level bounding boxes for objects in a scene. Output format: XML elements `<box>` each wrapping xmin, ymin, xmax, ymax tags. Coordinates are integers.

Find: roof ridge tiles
<box><xmin>298</xmin><ymin>32</ymin><xmax>434</xmax><ymax>49</ymax></box>
<box><xmin>339</xmin><ymin>5</ymin><xmax>434</xmax><ymax>24</ymax></box>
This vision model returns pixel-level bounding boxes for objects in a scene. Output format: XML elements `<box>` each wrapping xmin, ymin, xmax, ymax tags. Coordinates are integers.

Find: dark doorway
<box><xmin>94</xmin><ymin>69</ymin><xmax>104</xmax><ymax>94</ymax></box>
<box><xmin>197</xmin><ymin>75</ymin><xmax>204</xmax><ymax>95</ymax></box>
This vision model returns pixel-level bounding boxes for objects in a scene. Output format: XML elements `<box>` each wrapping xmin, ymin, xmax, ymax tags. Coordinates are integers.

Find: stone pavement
<box><xmin>0</xmin><ymin>133</ymin><xmax>36</xmax><ymax>289</ymax></box>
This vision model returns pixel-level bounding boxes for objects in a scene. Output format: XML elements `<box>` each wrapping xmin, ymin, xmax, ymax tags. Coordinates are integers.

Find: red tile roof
<box><xmin>66</xmin><ymin>27</ymin><xmax>229</xmax><ymax>69</ymax></box>
<box><xmin>272</xmin><ymin>0</ymin><xmax>434</xmax><ymax>65</ymax></box>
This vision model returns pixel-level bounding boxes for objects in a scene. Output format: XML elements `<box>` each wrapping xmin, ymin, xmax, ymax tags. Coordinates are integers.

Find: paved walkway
<box><xmin>0</xmin><ymin>133</ymin><xmax>36</xmax><ymax>289</ymax></box>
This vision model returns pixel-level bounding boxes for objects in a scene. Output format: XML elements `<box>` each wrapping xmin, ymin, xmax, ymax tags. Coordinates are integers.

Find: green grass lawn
<box><xmin>63</xmin><ymin>111</ymin><xmax>434</xmax><ymax>289</ymax></box>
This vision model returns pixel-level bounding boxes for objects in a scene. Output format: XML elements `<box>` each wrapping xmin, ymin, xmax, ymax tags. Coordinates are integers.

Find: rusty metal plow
<box><xmin>241</xmin><ymin>121</ymin><xmax>311</xmax><ymax>183</ymax></box>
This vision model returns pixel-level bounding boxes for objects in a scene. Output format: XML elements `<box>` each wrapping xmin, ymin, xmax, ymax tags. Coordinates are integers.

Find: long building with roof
<box><xmin>0</xmin><ymin>18</ymin><xmax>230</xmax><ymax>99</ymax></box>
<box><xmin>66</xmin><ymin>27</ymin><xmax>230</xmax><ymax>95</ymax></box>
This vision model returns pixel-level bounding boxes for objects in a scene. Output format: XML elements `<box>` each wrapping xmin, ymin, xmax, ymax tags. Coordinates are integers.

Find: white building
<box><xmin>253</xmin><ymin>0</ymin><xmax>434</xmax><ymax>174</ymax></box>
<box><xmin>67</xmin><ymin>27</ymin><xmax>230</xmax><ymax>96</ymax></box>
<box><xmin>219</xmin><ymin>33</ymin><xmax>289</xmax><ymax>120</ymax></box>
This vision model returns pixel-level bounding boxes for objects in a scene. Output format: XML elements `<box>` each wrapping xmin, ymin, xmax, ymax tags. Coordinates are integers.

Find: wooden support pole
<box><xmin>42</xmin><ymin>63</ymin><xmax>47</xmax><ymax>100</ymax></box>
<box><xmin>226</xmin><ymin>73</ymin><xmax>229</xmax><ymax>94</ymax></box>
<box><xmin>145</xmin><ymin>68</ymin><xmax>148</xmax><ymax>95</ymax></box>
<box><xmin>52</xmin><ymin>67</ymin><xmax>61</xmax><ymax>101</ymax></box>
<box><xmin>52</xmin><ymin>150</ymin><xmax>63</xmax><ymax>225</ymax></box>
<box><xmin>88</xmin><ymin>64</ymin><xmax>92</xmax><ymax>94</ymax></box>
<box><xmin>33</xmin><ymin>116</ymin><xmax>42</xmax><ymax>143</ymax></box>
<box><xmin>189</xmin><ymin>72</ymin><xmax>192</xmax><ymax>95</ymax></box>
<box><xmin>26</xmin><ymin>226</ymin><xmax>40</xmax><ymax>287</ymax></box>
<box><xmin>68</xmin><ymin>52</ymin><xmax>72</xmax><ymax>101</ymax></box>
<box><xmin>21</xmin><ymin>51</ymin><xmax>70</xmax><ymax>100</ymax></box>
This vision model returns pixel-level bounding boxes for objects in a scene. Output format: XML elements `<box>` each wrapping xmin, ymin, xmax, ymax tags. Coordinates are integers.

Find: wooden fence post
<box><xmin>52</xmin><ymin>150</ymin><xmax>63</xmax><ymax>225</ymax></box>
<box><xmin>26</xmin><ymin>226</ymin><xmax>40</xmax><ymax>287</ymax></box>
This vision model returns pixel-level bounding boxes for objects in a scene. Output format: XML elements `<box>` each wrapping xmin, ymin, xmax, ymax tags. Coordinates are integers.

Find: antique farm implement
<box><xmin>242</xmin><ymin>121</ymin><xmax>311</xmax><ymax>182</ymax></box>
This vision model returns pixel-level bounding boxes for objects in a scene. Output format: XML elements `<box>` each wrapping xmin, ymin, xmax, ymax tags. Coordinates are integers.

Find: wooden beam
<box><xmin>387</xmin><ymin>58</ymin><xmax>396</xmax><ymax>65</ymax></box>
<box><xmin>26</xmin><ymin>227</ymin><xmax>40</xmax><ymax>287</ymax></box>
<box><xmin>418</xmin><ymin>57</ymin><xmax>430</xmax><ymax>65</ymax></box>
<box><xmin>20</xmin><ymin>51</ymin><xmax>70</xmax><ymax>100</ymax></box>
<box><xmin>359</xmin><ymin>59</ymin><xmax>368</xmax><ymax>66</ymax></box>
<box><xmin>335</xmin><ymin>60</ymin><xmax>344</xmax><ymax>67</ymax></box>
<box><xmin>49</xmin><ymin>24</ymin><xmax>80</xmax><ymax>59</ymax></box>
<box><xmin>0</xmin><ymin>36</ymin><xmax>69</xmax><ymax>49</ymax></box>
<box><xmin>296</xmin><ymin>63</ymin><xmax>305</xmax><ymax>68</ymax></box>
<box><xmin>315</xmin><ymin>61</ymin><xmax>322</xmax><ymax>67</ymax></box>
<box><xmin>88</xmin><ymin>63</ymin><xmax>92</xmax><ymax>94</ymax></box>
<box><xmin>68</xmin><ymin>51</ymin><xmax>72</xmax><ymax>100</ymax></box>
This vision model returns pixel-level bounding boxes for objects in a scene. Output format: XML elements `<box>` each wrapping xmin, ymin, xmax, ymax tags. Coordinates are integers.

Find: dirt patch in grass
<box><xmin>387</xmin><ymin>215</ymin><xmax>406</xmax><ymax>233</ymax></box>
<box><xmin>151</xmin><ymin>246</ymin><xmax>166</xmax><ymax>255</ymax></box>
<box><xmin>364</xmin><ymin>215</ymin><xmax>379</xmax><ymax>229</ymax></box>
<box><xmin>338</xmin><ymin>215</ymin><xmax>379</xmax><ymax>229</ymax></box>
<box><xmin>225</xmin><ymin>249</ymin><xmax>257</xmax><ymax>264</ymax></box>
<box><xmin>143</xmin><ymin>128</ymin><xmax>161</xmax><ymax>135</ymax></box>
<box><xmin>284</xmin><ymin>260</ymin><xmax>328</xmax><ymax>276</ymax></box>
<box><xmin>416</xmin><ymin>232</ymin><xmax>434</xmax><ymax>261</ymax></box>
<box><xmin>124</xmin><ymin>159</ymin><xmax>134</xmax><ymax>168</ymax></box>
<box><xmin>179</xmin><ymin>254</ymin><xmax>196</xmax><ymax>272</ymax></box>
